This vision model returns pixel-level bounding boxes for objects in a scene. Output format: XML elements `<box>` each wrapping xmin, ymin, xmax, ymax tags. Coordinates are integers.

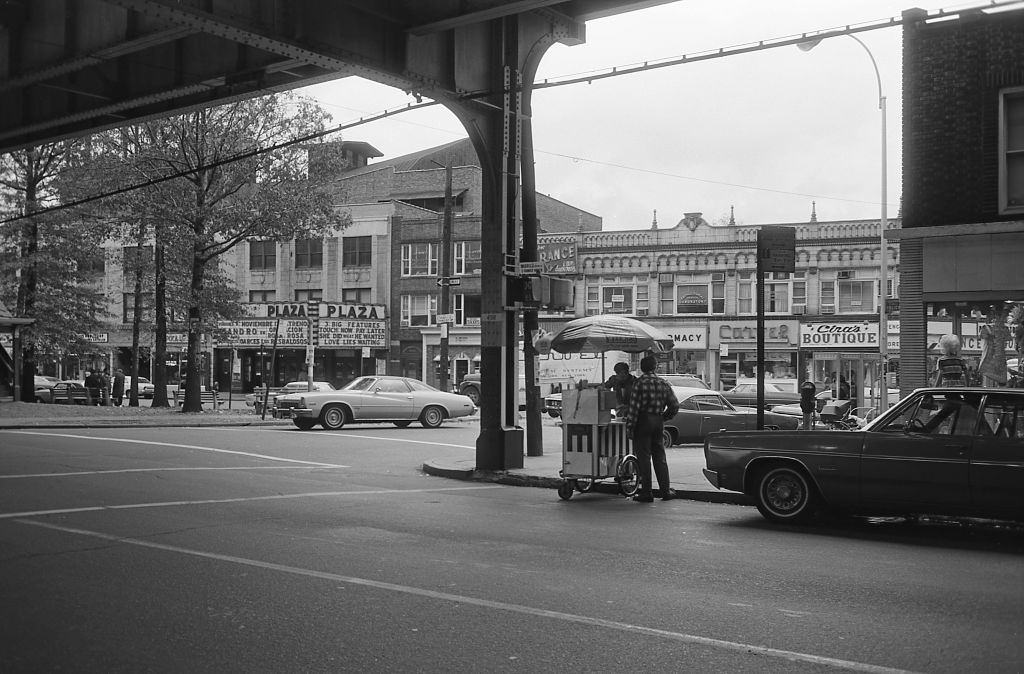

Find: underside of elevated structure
<box><xmin>1</xmin><ymin>0</ymin><xmax>672</xmax><ymax>468</ymax></box>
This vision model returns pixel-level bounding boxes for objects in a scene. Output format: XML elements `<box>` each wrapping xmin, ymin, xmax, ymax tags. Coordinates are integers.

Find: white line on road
<box><xmin>195</xmin><ymin>427</ymin><xmax>476</xmax><ymax>449</ymax></box>
<box><xmin>0</xmin><ymin>485</ymin><xmax>503</xmax><ymax>520</ymax></box>
<box><xmin>16</xmin><ymin>518</ymin><xmax>919</xmax><ymax>674</ymax></box>
<box><xmin>1</xmin><ymin>431</ymin><xmax>343</xmax><ymax>467</ymax></box>
<box><xmin>0</xmin><ymin>465</ymin><xmax>348</xmax><ymax>480</ymax></box>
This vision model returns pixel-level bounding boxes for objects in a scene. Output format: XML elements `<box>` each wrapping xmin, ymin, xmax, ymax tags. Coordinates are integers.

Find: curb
<box><xmin>0</xmin><ymin>419</ymin><xmax>290</xmax><ymax>430</ymax></box>
<box><xmin>421</xmin><ymin>459</ymin><xmax>753</xmax><ymax>506</ymax></box>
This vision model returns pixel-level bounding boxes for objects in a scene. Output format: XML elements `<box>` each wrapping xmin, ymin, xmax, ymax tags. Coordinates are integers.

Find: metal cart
<box><xmin>556</xmin><ymin>387</ymin><xmax>640</xmax><ymax>500</ymax></box>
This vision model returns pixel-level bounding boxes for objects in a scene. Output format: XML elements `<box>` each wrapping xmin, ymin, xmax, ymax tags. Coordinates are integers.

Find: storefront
<box><xmin>422</xmin><ymin>325</ymin><xmax>481</xmax><ymax>390</ymax></box>
<box><xmin>926</xmin><ymin>301</ymin><xmax>1022</xmax><ymax>387</ymax></box>
<box><xmin>656</xmin><ymin>323</ymin><xmax>708</xmax><ymax>381</ymax></box>
<box><xmin>798</xmin><ymin>320</ymin><xmax>896</xmax><ymax>410</ymax></box>
<box><xmin>216</xmin><ymin>303</ymin><xmax>388</xmax><ymax>391</ymax></box>
<box><xmin>710</xmin><ymin>320</ymin><xmax>800</xmax><ymax>391</ymax></box>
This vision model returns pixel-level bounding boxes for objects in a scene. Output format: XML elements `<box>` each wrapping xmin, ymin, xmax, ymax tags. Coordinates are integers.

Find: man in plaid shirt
<box><xmin>625</xmin><ymin>355</ymin><xmax>680</xmax><ymax>502</ymax></box>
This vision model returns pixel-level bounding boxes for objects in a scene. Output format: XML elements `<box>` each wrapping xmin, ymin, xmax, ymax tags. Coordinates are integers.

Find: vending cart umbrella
<box><xmin>549</xmin><ymin>315</ymin><xmax>676</xmax><ymax>356</ymax></box>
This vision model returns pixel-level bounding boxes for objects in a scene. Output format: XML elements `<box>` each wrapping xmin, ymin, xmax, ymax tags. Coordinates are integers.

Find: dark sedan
<box><xmin>721</xmin><ymin>381</ymin><xmax>801</xmax><ymax>410</ymax></box>
<box><xmin>702</xmin><ymin>387</ymin><xmax>1024</xmax><ymax>524</ymax></box>
<box><xmin>663</xmin><ymin>387</ymin><xmax>800</xmax><ymax>446</ymax></box>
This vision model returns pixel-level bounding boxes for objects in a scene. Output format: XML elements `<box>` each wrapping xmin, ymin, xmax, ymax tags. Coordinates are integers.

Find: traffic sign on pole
<box><xmin>436</xmin><ymin>277</ymin><xmax>462</xmax><ymax>287</ymax></box>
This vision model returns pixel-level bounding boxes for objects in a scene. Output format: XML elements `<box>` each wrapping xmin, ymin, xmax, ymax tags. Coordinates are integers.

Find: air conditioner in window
<box><xmin>837</xmin><ymin>270</ymin><xmax>853</xmax><ymax>279</ymax></box>
<box><xmin>821</xmin><ymin>304</ymin><xmax>836</xmax><ymax>314</ymax></box>
<box><xmin>792</xmin><ymin>304</ymin><xmax>806</xmax><ymax>315</ymax></box>
<box><xmin>637</xmin><ymin>308</ymin><xmax>649</xmax><ymax>317</ymax></box>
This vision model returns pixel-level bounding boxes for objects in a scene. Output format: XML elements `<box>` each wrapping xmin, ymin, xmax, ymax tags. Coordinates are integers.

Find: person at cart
<box><xmin>603</xmin><ymin>362</ymin><xmax>636</xmax><ymax>419</ymax></box>
<box><xmin>624</xmin><ymin>355</ymin><xmax>680</xmax><ymax>503</ymax></box>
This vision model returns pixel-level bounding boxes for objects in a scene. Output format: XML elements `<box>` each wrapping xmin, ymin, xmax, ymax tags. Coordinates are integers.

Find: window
<box><xmin>295</xmin><ymin>239</ymin><xmax>323</xmax><ymax>268</ymax></box>
<box><xmin>122</xmin><ymin>292</ymin><xmax>153</xmax><ymax>323</ymax></box>
<box><xmin>454</xmin><ymin>241</ymin><xmax>482</xmax><ymax>275</ymax></box>
<box><xmin>401</xmin><ymin>294</ymin><xmax>437</xmax><ymax>326</ymax></box>
<box><xmin>838</xmin><ymin>280</ymin><xmax>874</xmax><ymax>313</ymax></box>
<box><xmin>401</xmin><ymin>243</ymin><xmax>438</xmax><ymax>276</ymax></box>
<box><xmin>585</xmin><ymin>276</ymin><xmax>648</xmax><ymax>315</ymax></box>
<box><xmin>1000</xmin><ymin>86</ymin><xmax>1024</xmax><ymax>214</ymax></box>
<box><xmin>981</xmin><ymin>393</ymin><xmax>1024</xmax><ymax>440</ymax></box>
<box><xmin>249</xmin><ymin>290</ymin><xmax>276</xmax><ymax>303</ymax></box>
<box><xmin>879</xmin><ymin>392</ymin><xmax>984</xmax><ymax>436</ymax></box>
<box><xmin>294</xmin><ymin>289</ymin><xmax>322</xmax><ymax>302</ymax></box>
<box><xmin>793</xmin><ymin>274</ymin><xmax>807</xmax><ymax>309</ymax></box>
<box><xmin>342</xmin><ymin>287</ymin><xmax>372</xmax><ymax>303</ymax></box>
<box><xmin>738</xmin><ymin>273</ymin><xmax>753</xmax><ymax>314</ymax></box>
<box><xmin>820</xmin><ymin>281</ymin><xmax>835</xmax><ymax>312</ymax></box>
<box><xmin>249</xmin><ymin>240</ymin><xmax>276</xmax><ymax>270</ymax></box>
<box><xmin>453</xmin><ymin>293</ymin><xmax>482</xmax><ymax>326</ymax></box>
<box><xmin>80</xmin><ymin>253</ymin><xmax>105</xmax><ymax>275</ymax></box>
<box><xmin>711</xmin><ymin>276</ymin><xmax>725</xmax><ymax>314</ymax></box>
<box><xmin>764</xmin><ymin>273</ymin><xmax>790</xmax><ymax>314</ymax></box>
<box><xmin>342</xmin><ymin>236</ymin><xmax>372</xmax><ymax>267</ymax></box>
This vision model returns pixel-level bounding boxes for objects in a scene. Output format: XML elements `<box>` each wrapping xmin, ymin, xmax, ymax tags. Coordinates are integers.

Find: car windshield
<box><xmin>690</xmin><ymin>394</ymin><xmax>736</xmax><ymax>411</ymax></box>
<box><xmin>664</xmin><ymin>375</ymin><xmax>710</xmax><ymax>389</ymax></box>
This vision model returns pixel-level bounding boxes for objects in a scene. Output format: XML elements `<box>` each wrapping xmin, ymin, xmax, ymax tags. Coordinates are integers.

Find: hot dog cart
<box><xmin>556</xmin><ymin>385</ymin><xmax>639</xmax><ymax>500</ymax></box>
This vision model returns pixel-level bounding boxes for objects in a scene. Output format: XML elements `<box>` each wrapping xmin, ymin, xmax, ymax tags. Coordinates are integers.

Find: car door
<box><xmin>364</xmin><ymin>378</ymin><xmax>415</xmax><ymax>419</ymax></box>
<box><xmin>970</xmin><ymin>393</ymin><xmax>1024</xmax><ymax>517</ymax></box>
<box><xmin>694</xmin><ymin>394</ymin><xmax>749</xmax><ymax>436</ymax></box>
<box><xmin>859</xmin><ymin>391</ymin><xmax>974</xmax><ymax>508</ymax></box>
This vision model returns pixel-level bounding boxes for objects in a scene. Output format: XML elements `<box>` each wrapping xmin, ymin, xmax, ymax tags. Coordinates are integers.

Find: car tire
<box><xmin>394</xmin><ymin>421</ymin><xmax>412</xmax><ymax>428</ymax></box>
<box><xmin>293</xmin><ymin>418</ymin><xmax>316</xmax><ymax>431</ymax></box>
<box><xmin>661</xmin><ymin>427</ymin><xmax>676</xmax><ymax>448</ymax></box>
<box><xmin>463</xmin><ymin>386</ymin><xmax>480</xmax><ymax>405</ymax></box>
<box><xmin>754</xmin><ymin>464</ymin><xmax>818</xmax><ymax>524</ymax></box>
<box><xmin>320</xmin><ymin>405</ymin><xmax>348</xmax><ymax>430</ymax></box>
<box><xmin>420</xmin><ymin>405</ymin><xmax>445</xmax><ymax>429</ymax></box>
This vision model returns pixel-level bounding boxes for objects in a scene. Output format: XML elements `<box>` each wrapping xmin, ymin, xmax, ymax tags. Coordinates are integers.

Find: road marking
<box><xmin>193</xmin><ymin>427</ymin><xmax>477</xmax><ymax>449</ymax></box>
<box><xmin>0</xmin><ymin>466</ymin><xmax>348</xmax><ymax>480</ymax></box>
<box><xmin>0</xmin><ymin>485</ymin><xmax>503</xmax><ymax>520</ymax></box>
<box><xmin>16</xmin><ymin>518</ymin><xmax>918</xmax><ymax>674</ymax></box>
<box><xmin>1</xmin><ymin>431</ymin><xmax>342</xmax><ymax>467</ymax></box>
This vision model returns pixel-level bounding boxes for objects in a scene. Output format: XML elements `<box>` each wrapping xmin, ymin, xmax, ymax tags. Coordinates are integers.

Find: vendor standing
<box><xmin>603</xmin><ymin>362</ymin><xmax>636</xmax><ymax>419</ymax></box>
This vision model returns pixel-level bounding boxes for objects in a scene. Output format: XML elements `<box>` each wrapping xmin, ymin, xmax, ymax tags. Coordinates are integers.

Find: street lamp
<box><xmin>799</xmin><ymin>34</ymin><xmax>889</xmax><ymax>411</ymax></box>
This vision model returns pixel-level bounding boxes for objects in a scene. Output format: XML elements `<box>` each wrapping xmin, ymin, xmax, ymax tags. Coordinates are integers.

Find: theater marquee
<box><xmin>219</xmin><ymin>303</ymin><xmax>388</xmax><ymax>348</ymax></box>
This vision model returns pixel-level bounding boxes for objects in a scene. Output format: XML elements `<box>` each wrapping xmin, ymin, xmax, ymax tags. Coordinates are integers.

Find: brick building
<box><xmin>896</xmin><ymin>6</ymin><xmax>1024</xmax><ymax>391</ymax></box>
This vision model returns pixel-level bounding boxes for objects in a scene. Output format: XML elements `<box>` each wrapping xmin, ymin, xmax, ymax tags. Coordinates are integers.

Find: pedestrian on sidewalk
<box><xmin>112</xmin><ymin>368</ymin><xmax>125</xmax><ymax>406</ymax></box>
<box><xmin>624</xmin><ymin>355</ymin><xmax>679</xmax><ymax>502</ymax></box>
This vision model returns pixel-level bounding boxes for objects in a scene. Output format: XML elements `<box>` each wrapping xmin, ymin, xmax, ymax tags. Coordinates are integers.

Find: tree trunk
<box><xmin>16</xmin><ymin>160</ymin><xmax>38</xmax><ymax>402</ymax></box>
<box><xmin>129</xmin><ymin>219</ymin><xmax>145</xmax><ymax>407</ymax></box>
<box><xmin>152</xmin><ymin>219</ymin><xmax>169</xmax><ymax>407</ymax></box>
<box><xmin>182</xmin><ymin>235</ymin><xmax>206</xmax><ymax>413</ymax></box>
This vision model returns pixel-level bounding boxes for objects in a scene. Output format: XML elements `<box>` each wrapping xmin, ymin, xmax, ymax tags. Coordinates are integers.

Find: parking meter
<box><xmin>800</xmin><ymin>381</ymin><xmax>817</xmax><ymax>430</ymax></box>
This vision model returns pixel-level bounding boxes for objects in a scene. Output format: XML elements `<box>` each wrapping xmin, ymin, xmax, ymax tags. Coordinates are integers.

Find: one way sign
<box><xmin>436</xmin><ymin>277</ymin><xmax>462</xmax><ymax>287</ymax></box>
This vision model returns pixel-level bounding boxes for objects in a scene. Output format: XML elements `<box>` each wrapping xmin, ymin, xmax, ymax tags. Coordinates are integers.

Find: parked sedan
<box><xmin>721</xmin><ymin>381</ymin><xmax>801</xmax><ymax>410</ymax></box>
<box><xmin>248</xmin><ymin>381</ymin><xmax>336</xmax><ymax>412</ymax></box>
<box><xmin>273</xmin><ymin>375</ymin><xmax>476</xmax><ymax>430</ymax></box>
<box><xmin>663</xmin><ymin>387</ymin><xmax>800</xmax><ymax>446</ymax></box>
<box><xmin>702</xmin><ymin>387</ymin><xmax>1024</xmax><ymax>524</ymax></box>
<box><xmin>124</xmin><ymin>376</ymin><xmax>155</xmax><ymax>398</ymax></box>
<box><xmin>33</xmin><ymin>375</ymin><xmax>59</xmax><ymax>403</ymax></box>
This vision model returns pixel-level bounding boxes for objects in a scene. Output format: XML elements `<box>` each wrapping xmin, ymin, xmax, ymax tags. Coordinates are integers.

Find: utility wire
<box><xmin>5</xmin><ymin>0</ymin><xmax>1013</xmax><ymax>225</ymax></box>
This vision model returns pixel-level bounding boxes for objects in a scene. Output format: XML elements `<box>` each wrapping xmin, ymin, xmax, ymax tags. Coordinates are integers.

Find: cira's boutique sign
<box><xmin>800</xmin><ymin>322</ymin><xmax>879</xmax><ymax>348</ymax></box>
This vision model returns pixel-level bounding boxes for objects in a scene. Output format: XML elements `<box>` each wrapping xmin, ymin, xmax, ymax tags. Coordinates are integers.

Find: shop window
<box><xmin>294</xmin><ymin>289</ymin><xmax>322</xmax><ymax>302</ymax></box>
<box><xmin>249</xmin><ymin>290</ymin><xmax>275</xmax><ymax>303</ymax></box>
<box><xmin>454</xmin><ymin>241</ymin><xmax>482</xmax><ymax>275</ymax></box>
<box><xmin>295</xmin><ymin>239</ymin><xmax>323</xmax><ymax>269</ymax></box>
<box><xmin>401</xmin><ymin>294</ymin><xmax>437</xmax><ymax>326</ymax></box>
<box><xmin>249</xmin><ymin>240</ymin><xmax>276</xmax><ymax>271</ymax></box>
<box><xmin>676</xmin><ymin>283</ymin><xmax>709</xmax><ymax>314</ymax></box>
<box><xmin>342</xmin><ymin>287</ymin><xmax>371</xmax><ymax>303</ymax></box>
<box><xmin>1000</xmin><ymin>86</ymin><xmax>1024</xmax><ymax>215</ymax></box>
<box><xmin>401</xmin><ymin>243</ymin><xmax>437</xmax><ymax>276</ymax></box>
<box><xmin>342</xmin><ymin>236</ymin><xmax>372</xmax><ymax>267</ymax></box>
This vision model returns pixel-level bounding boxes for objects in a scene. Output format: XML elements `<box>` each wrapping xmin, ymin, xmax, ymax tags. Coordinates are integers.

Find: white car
<box><xmin>273</xmin><ymin>375</ymin><xmax>476</xmax><ymax>430</ymax></box>
<box><xmin>123</xmin><ymin>376</ymin><xmax>155</xmax><ymax>398</ymax></box>
<box><xmin>247</xmin><ymin>381</ymin><xmax>335</xmax><ymax>410</ymax></box>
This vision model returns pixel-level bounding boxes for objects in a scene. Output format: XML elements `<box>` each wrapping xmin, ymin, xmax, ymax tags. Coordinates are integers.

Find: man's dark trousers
<box><xmin>633</xmin><ymin>412</ymin><xmax>671</xmax><ymax>498</ymax></box>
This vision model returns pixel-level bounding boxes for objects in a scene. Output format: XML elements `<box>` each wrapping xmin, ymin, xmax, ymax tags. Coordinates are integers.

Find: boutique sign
<box><xmin>800</xmin><ymin>322</ymin><xmax>879</xmax><ymax>348</ymax></box>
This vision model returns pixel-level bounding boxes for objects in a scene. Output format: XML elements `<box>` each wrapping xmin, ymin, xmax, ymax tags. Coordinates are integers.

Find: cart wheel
<box><xmin>575</xmin><ymin>477</ymin><xmax>594</xmax><ymax>493</ymax></box>
<box><xmin>557</xmin><ymin>481</ymin><xmax>575</xmax><ymax>500</ymax></box>
<box><xmin>617</xmin><ymin>456</ymin><xmax>640</xmax><ymax>497</ymax></box>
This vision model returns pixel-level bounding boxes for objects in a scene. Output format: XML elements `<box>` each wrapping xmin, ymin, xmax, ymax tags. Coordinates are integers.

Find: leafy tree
<box><xmin>101</xmin><ymin>94</ymin><xmax>344</xmax><ymax>412</ymax></box>
<box><xmin>0</xmin><ymin>141</ymin><xmax>107</xmax><ymax>400</ymax></box>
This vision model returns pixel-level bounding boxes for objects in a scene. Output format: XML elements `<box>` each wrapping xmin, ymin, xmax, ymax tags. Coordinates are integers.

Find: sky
<box><xmin>299</xmin><ymin>0</ymin><xmax>986</xmax><ymax>231</ymax></box>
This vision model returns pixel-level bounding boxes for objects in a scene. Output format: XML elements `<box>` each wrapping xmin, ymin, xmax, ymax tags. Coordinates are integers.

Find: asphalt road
<box><xmin>2</xmin><ymin>424</ymin><xmax>1023</xmax><ymax>672</ymax></box>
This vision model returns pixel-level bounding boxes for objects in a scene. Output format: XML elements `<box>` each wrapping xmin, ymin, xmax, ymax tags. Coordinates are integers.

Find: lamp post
<box><xmin>799</xmin><ymin>34</ymin><xmax>888</xmax><ymax>411</ymax></box>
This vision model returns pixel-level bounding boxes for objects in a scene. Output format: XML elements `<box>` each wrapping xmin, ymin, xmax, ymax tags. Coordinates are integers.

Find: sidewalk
<box><xmin>423</xmin><ymin>444</ymin><xmax>753</xmax><ymax>506</ymax></box>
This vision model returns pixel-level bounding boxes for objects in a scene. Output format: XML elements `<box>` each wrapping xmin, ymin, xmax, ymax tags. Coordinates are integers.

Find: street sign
<box><xmin>436</xmin><ymin>277</ymin><xmax>462</xmax><ymax>287</ymax></box>
<box><xmin>757</xmin><ymin>226</ymin><xmax>796</xmax><ymax>273</ymax></box>
<box><xmin>518</xmin><ymin>261</ymin><xmax>544</xmax><ymax>275</ymax></box>
<box><xmin>437</xmin><ymin>313</ymin><xmax>455</xmax><ymax>324</ymax></box>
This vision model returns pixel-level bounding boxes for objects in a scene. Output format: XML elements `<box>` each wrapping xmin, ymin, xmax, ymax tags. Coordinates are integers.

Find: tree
<box><xmin>0</xmin><ymin>141</ymin><xmax>107</xmax><ymax>400</ymax></box>
<box><xmin>106</xmin><ymin>94</ymin><xmax>343</xmax><ymax>412</ymax></box>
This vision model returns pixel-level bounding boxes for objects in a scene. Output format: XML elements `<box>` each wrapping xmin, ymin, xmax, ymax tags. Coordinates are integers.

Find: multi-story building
<box><xmin>897</xmin><ymin>6</ymin><xmax>1024</xmax><ymax>391</ymax></box>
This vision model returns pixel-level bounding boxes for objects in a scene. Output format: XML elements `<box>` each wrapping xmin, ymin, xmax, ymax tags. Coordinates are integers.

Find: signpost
<box><xmin>756</xmin><ymin>227</ymin><xmax>796</xmax><ymax>428</ymax></box>
<box><xmin>436</xmin><ymin>277</ymin><xmax>461</xmax><ymax>287</ymax></box>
